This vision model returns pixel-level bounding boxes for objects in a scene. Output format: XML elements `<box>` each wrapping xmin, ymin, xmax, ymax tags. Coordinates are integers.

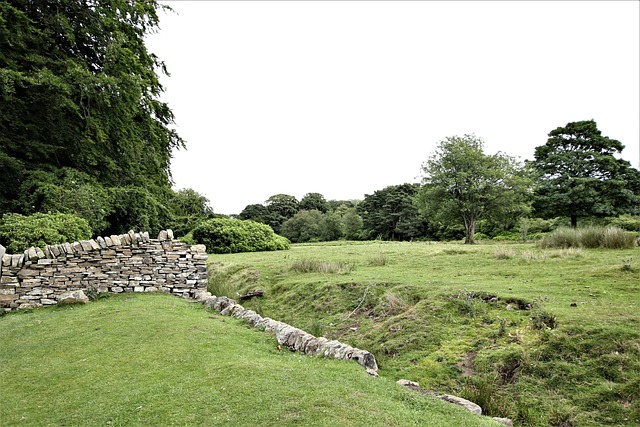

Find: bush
<box><xmin>192</xmin><ymin>218</ymin><xmax>290</xmax><ymax>254</ymax></box>
<box><xmin>492</xmin><ymin>232</ymin><xmax>519</xmax><ymax>241</ymax></box>
<box><xmin>0</xmin><ymin>212</ymin><xmax>92</xmax><ymax>253</ymax></box>
<box><xmin>607</xmin><ymin>215</ymin><xmax>640</xmax><ymax>232</ymax></box>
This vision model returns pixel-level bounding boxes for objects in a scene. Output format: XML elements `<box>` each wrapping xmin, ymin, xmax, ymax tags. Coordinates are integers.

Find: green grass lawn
<box><xmin>0</xmin><ymin>293</ymin><xmax>499</xmax><ymax>426</ymax></box>
<box><xmin>207</xmin><ymin>241</ymin><xmax>640</xmax><ymax>426</ymax></box>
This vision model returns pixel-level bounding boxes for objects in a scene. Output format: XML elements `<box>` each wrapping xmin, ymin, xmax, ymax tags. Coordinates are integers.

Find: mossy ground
<box><xmin>208</xmin><ymin>241</ymin><xmax>640</xmax><ymax>426</ymax></box>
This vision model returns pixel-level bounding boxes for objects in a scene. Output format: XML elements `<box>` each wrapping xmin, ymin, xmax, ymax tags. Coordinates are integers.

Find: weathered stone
<box><xmin>11</xmin><ymin>254</ymin><xmax>23</xmax><ymax>268</ymax></box>
<box><xmin>397</xmin><ymin>379</ymin><xmax>421</xmax><ymax>388</ymax></box>
<box><xmin>110</xmin><ymin>235</ymin><xmax>122</xmax><ymax>246</ymax></box>
<box><xmin>96</xmin><ymin>236</ymin><xmax>107</xmax><ymax>249</ymax></box>
<box><xmin>166</xmin><ymin>229</ymin><xmax>174</xmax><ymax>240</ymax></box>
<box><xmin>0</xmin><ymin>244</ymin><xmax>5</xmax><ymax>267</ymax></box>
<box><xmin>191</xmin><ymin>244</ymin><xmax>206</xmax><ymax>253</ymax></box>
<box><xmin>35</xmin><ymin>247</ymin><xmax>46</xmax><ymax>259</ymax></box>
<box><xmin>111</xmin><ymin>287</ymin><xmax>124</xmax><ymax>293</ymax></box>
<box><xmin>492</xmin><ymin>418</ymin><xmax>514</xmax><ymax>427</ymax></box>
<box><xmin>437</xmin><ymin>394</ymin><xmax>482</xmax><ymax>415</ymax></box>
<box><xmin>158</xmin><ymin>230</ymin><xmax>168</xmax><ymax>241</ymax></box>
<box><xmin>27</xmin><ymin>247</ymin><xmax>38</xmax><ymax>261</ymax></box>
<box><xmin>57</xmin><ymin>290</ymin><xmax>90</xmax><ymax>305</ymax></box>
<box><xmin>88</xmin><ymin>239</ymin><xmax>101</xmax><ymax>251</ymax></box>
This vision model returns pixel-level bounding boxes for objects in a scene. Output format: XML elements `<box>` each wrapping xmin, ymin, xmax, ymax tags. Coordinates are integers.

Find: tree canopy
<box><xmin>358</xmin><ymin>183</ymin><xmax>427</xmax><ymax>241</ymax></box>
<box><xmin>531</xmin><ymin>120</ymin><xmax>640</xmax><ymax>227</ymax></box>
<box><xmin>418</xmin><ymin>135</ymin><xmax>531</xmax><ymax>244</ymax></box>
<box><xmin>0</xmin><ymin>0</ymin><xmax>183</xmax><ymax>235</ymax></box>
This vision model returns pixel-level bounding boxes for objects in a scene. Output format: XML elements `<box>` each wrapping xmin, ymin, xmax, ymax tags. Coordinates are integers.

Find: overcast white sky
<box><xmin>146</xmin><ymin>1</ymin><xmax>640</xmax><ymax>216</ymax></box>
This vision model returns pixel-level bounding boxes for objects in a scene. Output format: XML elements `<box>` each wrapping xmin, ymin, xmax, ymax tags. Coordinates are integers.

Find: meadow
<box><xmin>0</xmin><ymin>293</ymin><xmax>498</xmax><ymax>426</ymax></box>
<box><xmin>208</xmin><ymin>240</ymin><xmax>640</xmax><ymax>426</ymax></box>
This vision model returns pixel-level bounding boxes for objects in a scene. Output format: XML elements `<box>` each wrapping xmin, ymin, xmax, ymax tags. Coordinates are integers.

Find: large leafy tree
<box><xmin>0</xmin><ymin>0</ymin><xmax>183</xmax><ymax>231</ymax></box>
<box><xmin>299</xmin><ymin>192</ymin><xmax>329</xmax><ymax>213</ymax></box>
<box><xmin>166</xmin><ymin>188</ymin><xmax>214</xmax><ymax>237</ymax></box>
<box><xmin>358</xmin><ymin>183</ymin><xmax>427</xmax><ymax>241</ymax></box>
<box><xmin>264</xmin><ymin>194</ymin><xmax>299</xmax><ymax>233</ymax></box>
<box><xmin>531</xmin><ymin>120</ymin><xmax>640</xmax><ymax>227</ymax></box>
<box><xmin>418</xmin><ymin>135</ymin><xmax>531</xmax><ymax>244</ymax></box>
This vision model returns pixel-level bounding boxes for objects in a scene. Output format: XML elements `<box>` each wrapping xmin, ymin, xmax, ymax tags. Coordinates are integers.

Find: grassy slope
<box><xmin>0</xmin><ymin>293</ymin><xmax>498</xmax><ymax>427</ymax></box>
<box><xmin>207</xmin><ymin>241</ymin><xmax>640</xmax><ymax>426</ymax></box>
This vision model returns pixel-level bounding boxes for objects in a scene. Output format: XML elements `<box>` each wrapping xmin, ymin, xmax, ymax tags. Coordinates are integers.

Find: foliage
<box><xmin>538</xmin><ymin>226</ymin><xmax>637</xmax><ymax>249</ymax></box>
<box><xmin>280</xmin><ymin>209</ymin><xmax>325</xmax><ymax>243</ymax></box>
<box><xmin>608</xmin><ymin>214</ymin><xmax>640</xmax><ymax>232</ymax></box>
<box><xmin>358</xmin><ymin>183</ymin><xmax>427</xmax><ymax>241</ymax></box>
<box><xmin>104</xmin><ymin>186</ymin><xmax>171</xmax><ymax>236</ymax></box>
<box><xmin>192</xmin><ymin>217</ymin><xmax>289</xmax><ymax>254</ymax></box>
<box><xmin>263</xmin><ymin>194</ymin><xmax>299</xmax><ymax>233</ymax></box>
<box><xmin>531</xmin><ymin>120</ymin><xmax>640</xmax><ymax>227</ymax></box>
<box><xmin>17</xmin><ymin>168</ymin><xmax>111</xmax><ymax>234</ymax></box>
<box><xmin>418</xmin><ymin>135</ymin><xmax>532</xmax><ymax>244</ymax></box>
<box><xmin>340</xmin><ymin>207</ymin><xmax>365</xmax><ymax>240</ymax></box>
<box><xmin>299</xmin><ymin>192</ymin><xmax>329</xmax><ymax>213</ymax></box>
<box><xmin>0</xmin><ymin>212</ymin><xmax>91</xmax><ymax>252</ymax></box>
<box><xmin>166</xmin><ymin>188</ymin><xmax>214</xmax><ymax>237</ymax></box>
<box><xmin>237</xmin><ymin>203</ymin><xmax>270</xmax><ymax>223</ymax></box>
<box><xmin>0</xmin><ymin>0</ymin><xmax>183</xmax><ymax>232</ymax></box>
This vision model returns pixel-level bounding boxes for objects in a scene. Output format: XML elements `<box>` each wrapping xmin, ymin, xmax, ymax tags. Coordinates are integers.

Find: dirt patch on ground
<box><xmin>457</xmin><ymin>351</ymin><xmax>476</xmax><ymax>377</ymax></box>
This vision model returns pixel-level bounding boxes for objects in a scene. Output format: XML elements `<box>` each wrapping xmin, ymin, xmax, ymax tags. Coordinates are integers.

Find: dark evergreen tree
<box><xmin>358</xmin><ymin>183</ymin><xmax>427</xmax><ymax>241</ymax></box>
<box><xmin>531</xmin><ymin>120</ymin><xmax>640</xmax><ymax>227</ymax></box>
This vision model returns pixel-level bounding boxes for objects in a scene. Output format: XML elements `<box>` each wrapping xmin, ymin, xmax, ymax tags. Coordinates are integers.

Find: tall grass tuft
<box><xmin>494</xmin><ymin>247</ymin><xmax>516</xmax><ymax>260</ymax></box>
<box><xmin>538</xmin><ymin>227</ymin><xmax>580</xmax><ymax>248</ymax></box>
<box><xmin>368</xmin><ymin>253</ymin><xmax>388</xmax><ymax>266</ymax></box>
<box><xmin>290</xmin><ymin>258</ymin><xmax>355</xmax><ymax>274</ymax></box>
<box><xmin>601</xmin><ymin>227</ymin><xmax>637</xmax><ymax>249</ymax></box>
<box><xmin>539</xmin><ymin>226</ymin><xmax>636</xmax><ymax>249</ymax></box>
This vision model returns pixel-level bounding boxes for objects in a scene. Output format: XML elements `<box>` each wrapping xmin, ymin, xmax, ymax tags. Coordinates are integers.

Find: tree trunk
<box><xmin>464</xmin><ymin>218</ymin><xmax>476</xmax><ymax>244</ymax></box>
<box><xmin>571</xmin><ymin>215</ymin><xmax>577</xmax><ymax>228</ymax></box>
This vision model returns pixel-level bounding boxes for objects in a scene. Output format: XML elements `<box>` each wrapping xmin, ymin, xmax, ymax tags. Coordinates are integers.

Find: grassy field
<box><xmin>207</xmin><ymin>241</ymin><xmax>640</xmax><ymax>426</ymax></box>
<box><xmin>0</xmin><ymin>292</ymin><xmax>499</xmax><ymax>426</ymax></box>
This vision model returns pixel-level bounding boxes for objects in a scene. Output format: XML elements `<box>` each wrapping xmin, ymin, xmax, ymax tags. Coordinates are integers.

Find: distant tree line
<box><xmin>235</xmin><ymin>120</ymin><xmax>640</xmax><ymax>245</ymax></box>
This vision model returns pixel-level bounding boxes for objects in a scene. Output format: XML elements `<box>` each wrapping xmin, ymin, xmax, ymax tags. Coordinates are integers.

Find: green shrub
<box><xmin>492</xmin><ymin>232</ymin><xmax>519</xmax><ymax>241</ymax></box>
<box><xmin>192</xmin><ymin>218</ymin><xmax>290</xmax><ymax>254</ymax></box>
<box><xmin>607</xmin><ymin>214</ymin><xmax>640</xmax><ymax>232</ymax></box>
<box><xmin>0</xmin><ymin>212</ymin><xmax>92</xmax><ymax>253</ymax></box>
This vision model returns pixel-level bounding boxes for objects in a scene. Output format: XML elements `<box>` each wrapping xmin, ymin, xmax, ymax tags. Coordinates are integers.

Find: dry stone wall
<box><xmin>0</xmin><ymin>230</ymin><xmax>208</xmax><ymax>311</ymax></box>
